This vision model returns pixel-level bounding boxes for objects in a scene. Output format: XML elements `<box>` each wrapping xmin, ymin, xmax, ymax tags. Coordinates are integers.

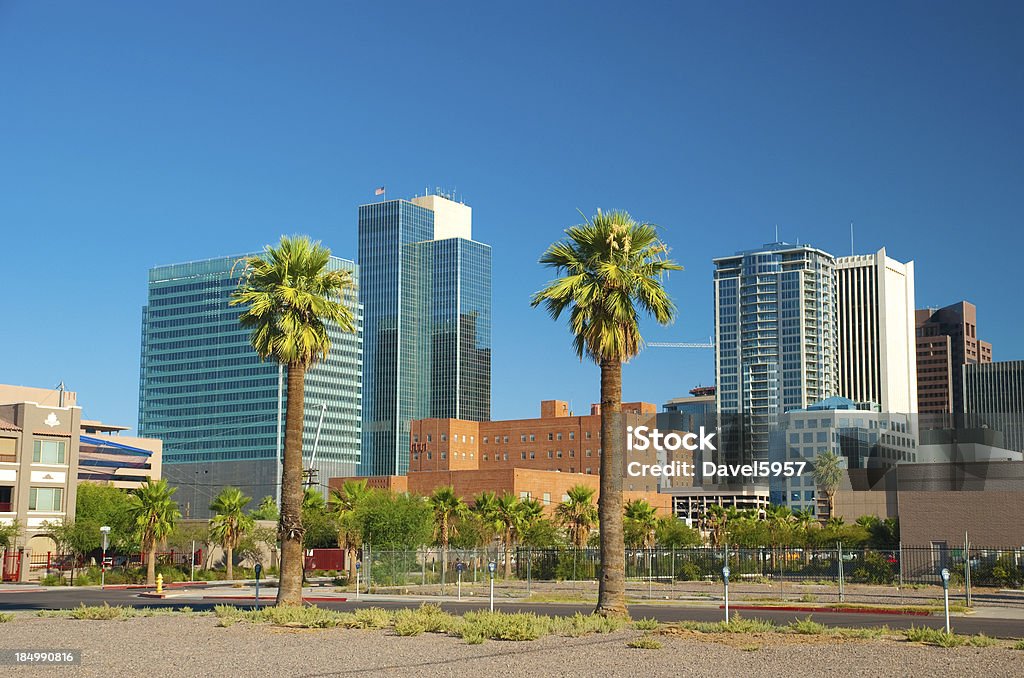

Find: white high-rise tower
<box><xmin>835</xmin><ymin>248</ymin><xmax>918</xmax><ymax>413</ymax></box>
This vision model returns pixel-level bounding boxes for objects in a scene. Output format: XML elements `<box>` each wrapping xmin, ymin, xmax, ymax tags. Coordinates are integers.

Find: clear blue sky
<box><xmin>2</xmin><ymin>1</ymin><xmax>1022</xmax><ymax>430</ymax></box>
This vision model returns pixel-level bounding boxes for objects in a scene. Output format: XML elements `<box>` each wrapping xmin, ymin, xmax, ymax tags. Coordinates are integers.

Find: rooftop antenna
<box><xmin>850</xmin><ymin>221</ymin><xmax>855</xmax><ymax>255</ymax></box>
<box><xmin>57</xmin><ymin>381</ymin><xmax>65</xmax><ymax>407</ymax></box>
<box><xmin>774</xmin><ymin>224</ymin><xmax>779</xmax><ymax>242</ymax></box>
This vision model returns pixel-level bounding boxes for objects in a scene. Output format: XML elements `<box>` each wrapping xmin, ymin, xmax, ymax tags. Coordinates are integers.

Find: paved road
<box><xmin>3</xmin><ymin>587</ymin><xmax>1024</xmax><ymax>638</ymax></box>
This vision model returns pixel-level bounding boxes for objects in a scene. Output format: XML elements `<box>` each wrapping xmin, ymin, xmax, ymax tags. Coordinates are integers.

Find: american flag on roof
<box><xmin>375</xmin><ymin>186</ymin><xmax>385</xmax><ymax>195</ymax></box>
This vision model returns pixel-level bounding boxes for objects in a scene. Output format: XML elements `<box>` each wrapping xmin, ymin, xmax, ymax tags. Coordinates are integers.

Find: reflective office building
<box><xmin>358</xmin><ymin>193</ymin><xmax>491</xmax><ymax>476</ymax></box>
<box><xmin>714</xmin><ymin>242</ymin><xmax>838</xmax><ymax>464</ymax></box>
<box><xmin>138</xmin><ymin>253</ymin><xmax>362</xmax><ymax>518</ymax></box>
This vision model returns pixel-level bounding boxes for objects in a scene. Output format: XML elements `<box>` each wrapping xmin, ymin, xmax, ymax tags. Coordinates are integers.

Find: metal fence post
<box><xmin>527</xmin><ymin>547</ymin><xmax>532</xmax><ymax>597</ymax></box>
<box><xmin>964</xmin><ymin>532</ymin><xmax>972</xmax><ymax>608</ymax></box>
<box><xmin>837</xmin><ymin>542</ymin><xmax>845</xmax><ymax>603</ymax></box>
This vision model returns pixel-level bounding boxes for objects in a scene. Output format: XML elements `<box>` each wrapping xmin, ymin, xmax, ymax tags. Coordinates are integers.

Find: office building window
<box><xmin>29</xmin><ymin>487</ymin><xmax>63</xmax><ymax>511</ymax></box>
<box><xmin>33</xmin><ymin>440</ymin><xmax>66</xmax><ymax>464</ymax></box>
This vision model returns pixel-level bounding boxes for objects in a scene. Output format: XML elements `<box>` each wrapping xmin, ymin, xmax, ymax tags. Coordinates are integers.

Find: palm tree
<box><xmin>532</xmin><ymin>209</ymin><xmax>681</xmax><ymax>616</ymax></box>
<box><xmin>703</xmin><ymin>504</ymin><xmax>727</xmax><ymax>547</ymax></box>
<box><xmin>489</xmin><ymin>493</ymin><xmax>521</xmax><ymax>578</ymax></box>
<box><xmin>624</xmin><ymin>499</ymin><xmax>658</xmax><ymax>549</ymax></box>
<box><xmin>230</xmin><ymin>235</ymin><xmax>355</xmax><ymax>606</ymax></box>
<box><xmin>209</xmin><ymin>487</ymin><xmax>254</xmax><ymax>581</ymax></box>
<box><xmin>811</xmin><ymin>450</ymin><xmax>844</xmax><ymax>523</ymax></box>
<box><xmin>127</xmin><ymin>479</ymin><xmax>181</xmax><ymax>586</ymax></box>
<box><xmin>515</xmin><ymin>497</ymin><xmax>544</xmax><ymax>538</ymax></box>
<box><xmin>329</xmin><ymin>479</ymin><xmax>369</xmax><ymax>581</ymax></box>
<box><xmin>555</xmin><ymin>485</ymin><xmax>599</xmax><ymax>548</ymax></box>
<box><xmin>428</xmin><ymin>486</ymin><xmax>468</xmax><ymax>586</ymax></box>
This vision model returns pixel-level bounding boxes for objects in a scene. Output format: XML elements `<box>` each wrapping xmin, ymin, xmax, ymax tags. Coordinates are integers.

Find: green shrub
<box><xmin>1012</xmin><ymin>640</ymin><xmax>1024</xmax><ymax>651</ymax></box>
<box><xmin>675</xmin><ymin>560</ymin><xmax>703</xmax><ymax>582</ymax></box>
<box><xmin>252</xmin><ymin>605</ymin><xmax>342</xmax><ymax>628</ymax></box>
<box><xmin>547</xmin><ymin>612</ymin><xmax>625</xmax><ymax>637</ymax></box>
<box><xmin>0</xmin><ymin>612</ymin><xmax>13</xmax><ymax>623</ymax></box>
<box><xmin>789</xmin><ymin>616</ymin><xmax>827</xmax><ymax>635</ymax></box>
<box><xmin>459</xmin><ymin>611</ymin><xmax>546</xmax><ymax>641</ymax></box>
<box><xmin>627</xmin><ymin>635</ymin><xmax>662</xmax><ymax>650</ymax></box>
<box><xmin>965</xmin><ymin>634</ymin><xmax>998</xmax><ymax>647</ymax></box>
<box><xmin>68</xmin><ymin>603</ymin><xmax>128</xmax><ymax>620</ymax></box>
<box><xmin>350</xmin><ymin>607</ymin><xmax>392</xmax><ymax>629</ymax></box>
<box><xmin>393</xmin><ymin>609</ymin><xmax>428</xmax><ymax>636</ymax></box>
<box><xmin>39</xmin><ymin>574</ymin><xmax>66</xmax><ymax>586</ymax></box>
<box><xmin>849</xmin><ymin>551</ymin><xmax>897</xmax><ymax>585</ymax></box>
<box><xmin>832</xmin><ymin>625</ymin><xmax>888</xmax><ymax>639</ymax></box>
<box><xmin>633</xmin><ymin>617</ymin><xmax>659</xmax><ymax>631</ymax></box>
<box><xmin>904</xmin><ymin>625</ymin><xmax>965</xmax><ymax>647</ymax></box>
<box><xmin>724</xmin><ymin>614</ymin><xmax>777</xmax><ymax>633</ymax></box>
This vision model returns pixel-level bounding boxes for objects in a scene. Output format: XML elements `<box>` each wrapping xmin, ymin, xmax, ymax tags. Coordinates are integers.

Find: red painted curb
<box><xmin>103</xmin><ymin>581</ymin><xmax>210</xmax><ymax>590</ymax></box>
<box><xmin>720</xmin><ymin>604</ymin><xmax>931</xmax><ymax>616</ymax></box>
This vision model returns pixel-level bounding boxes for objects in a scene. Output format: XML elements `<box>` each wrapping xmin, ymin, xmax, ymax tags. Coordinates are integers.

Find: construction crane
<box><xmin>648</xmin><ymin>336</ymin><xmax>715</xmax><ymax>349</ymax></box>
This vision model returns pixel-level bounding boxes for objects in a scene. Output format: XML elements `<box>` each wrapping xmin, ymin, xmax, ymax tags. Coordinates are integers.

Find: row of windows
<box><xmin>414</xmin><ymin>430</ymin><xmax>595</xmax><ymax>444</ymax></box>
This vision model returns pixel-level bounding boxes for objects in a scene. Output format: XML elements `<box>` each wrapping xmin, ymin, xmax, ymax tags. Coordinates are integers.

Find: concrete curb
<box><xmin>720</xmin><ymin>604</ymin><xmax>932</xmax><ymax>616</ymax></box>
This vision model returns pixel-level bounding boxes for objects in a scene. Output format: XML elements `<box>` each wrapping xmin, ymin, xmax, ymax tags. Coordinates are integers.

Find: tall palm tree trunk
<box><xmin>277</xmin><ymin>361</ymin><xmax>306</xmax><ymax>606</ymax></box>
<box><xmin>596</xmin><ymin>358</ymin><xmax>627</xmax><ymax>617</ymax></box>
<box><xmin>147</xmin><ymin>541</ymin><xmax>157</xmax><ymax>586</ymax></box>
<box><xmin>226</xmin><ymin>544</ymin><xmax>234</xmax><ymax>581</ymax></box>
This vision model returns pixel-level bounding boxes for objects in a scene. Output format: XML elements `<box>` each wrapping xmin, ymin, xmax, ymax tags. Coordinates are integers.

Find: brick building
<box><xmin>331</xmin><ymin>399</ymin><xmax>677</xmax><ymax>514</ymax></box>
<box><xmin>915</xmin><ymin>301</ymin><xmax>992</xmax><ymax>414</ymax></box>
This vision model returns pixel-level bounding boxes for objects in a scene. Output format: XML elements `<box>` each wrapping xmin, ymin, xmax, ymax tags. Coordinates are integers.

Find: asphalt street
<box><xmin>3</xmin><ymin>587</ymin><xmax>1024</xmax><ymax>638</ymax></box>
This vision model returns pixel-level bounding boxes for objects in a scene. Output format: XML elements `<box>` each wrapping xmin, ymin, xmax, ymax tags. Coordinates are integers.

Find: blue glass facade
<box><xmin>138</xmin><ymin>254</ymin><xmax>362</xmax><ymax>515</ymax></box>
<box><xmin>358</xmin><ymin>198</ymin><xmax>491</xmax><ymax>476</ymax></box>
<box><xmin>714</xmin><ymin>243</ymin><xmax>837</xmax><ymax>463</ymax></box>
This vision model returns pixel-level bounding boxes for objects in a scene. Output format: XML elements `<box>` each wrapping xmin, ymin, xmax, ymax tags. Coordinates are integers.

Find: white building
<box><xmin>836</xmin><ymin>248</ymin><xmax>918</xmax><ymax>414</ymax></box>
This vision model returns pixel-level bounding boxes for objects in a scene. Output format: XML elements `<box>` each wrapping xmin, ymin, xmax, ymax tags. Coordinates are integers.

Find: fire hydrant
<box><xmin>156</xmin><ymin>573</ymin><xmax>163</xmax><ymax>594</ymax></box>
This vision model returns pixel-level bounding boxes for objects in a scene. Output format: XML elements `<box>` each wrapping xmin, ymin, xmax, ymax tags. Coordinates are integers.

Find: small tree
<box><xmin>0</xmin><ymin>519</ymin><xmax>22</xmax><ymax>550</ymax></box>
<box><xmin>555</xmin><ymin>485</ymin><xmax>598</xmax><ymax>549</ymax></box>
<box><xmin>623</xmin><ymin>499</ymin><xmax>658</xmax><ymax>549</ymax></box>
<box><xmin>329</xmin><ymin>479</ymin><xmax>370</xmax><ymax>580</ymax></box>
<box><xmin>127</xmin><ymin>480</ymin><xmax>181</xmax><ymax>586</ymax></box>
<box><xmin>812</xmin><ymin>451</ymin><xmax>844</xmax><ymax>521</ymax></box>
<box><xmin>654</xmin><ymin>517</ymin><xmax>701</xmax><ymax>548</ymax></box>
<box><xmin>427</xmin><ymin>486</ymin><xmax>468</xmax><ymax>586</ymax></box>
<box><xmin>250</xmin><ymin>496</ymin><xmax>279</xmax><ymax>521</ymax></box>
<box><xmin>209</xmin><ymin>487</ymin><xmax>254</xmax><ymax>580</ymax></box>
<box><xmin>491</xmin><ymin>494</ymin><xmax>520</xmax><ymax>578</ymax></box>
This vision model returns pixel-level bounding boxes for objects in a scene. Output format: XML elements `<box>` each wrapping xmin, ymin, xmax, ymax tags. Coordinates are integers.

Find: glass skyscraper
<box><xmin>138</xmin><ymin>253</ymin><xmax>362</xmax><ymax>518</ymax></box>
<box><xmin>714</xmin><ymin>242</ymin><xmax>838</xmax><ymax>463</ymax></box>
<box><xmin>358</xmin><ymin>193</ymin><xmax>491</xmax><ymax>476</ymax></box>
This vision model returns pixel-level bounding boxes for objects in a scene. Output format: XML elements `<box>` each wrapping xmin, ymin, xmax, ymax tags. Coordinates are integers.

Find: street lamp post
<box><xmin>99</xmin><ymin>526</ymin><xmax>111</xmax><ymax>588</ymax></box>
<box><xmin>355</xmin><ymin>561</ymin><xmax>361</xmax><ymax>600</ymax></box>
<box><xmin>456</xmin><ymin>560</ymin><xmax>465</xmax><ymax>601</ymax></box>
<box><xmin>722</xmin><ymin>565</ymin><xmax>731</xmax><ymax>622</ymax></box>
<box><xmin>940</xmin><ymin>568</ymin><xmax>951</xmax><ymax>634</ymax></box>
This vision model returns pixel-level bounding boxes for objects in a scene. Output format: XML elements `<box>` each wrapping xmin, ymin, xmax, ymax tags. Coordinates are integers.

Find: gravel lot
<box><xmin>2</xmin><ymin>615</ymin><xmax>1022</xmax><ymax>677</ymax></box>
